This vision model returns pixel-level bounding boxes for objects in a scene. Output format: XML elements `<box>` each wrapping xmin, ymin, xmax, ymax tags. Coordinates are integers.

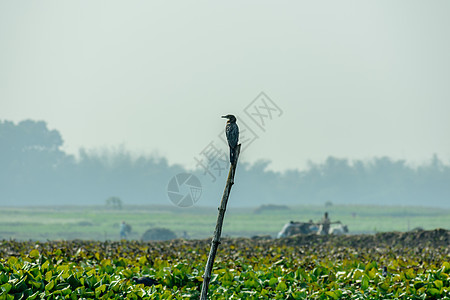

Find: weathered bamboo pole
<box><xmin>200</xmin><ymin>144</ymin><xmax>241</xmax><ymax>300</ymax></box>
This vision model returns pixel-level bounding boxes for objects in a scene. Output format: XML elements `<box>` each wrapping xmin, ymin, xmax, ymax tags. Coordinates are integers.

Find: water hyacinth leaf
<box><xmin>404</xmin><ymin>268</ymin><xmax>415</xmax><ymax>280</ymax></box>
<box><xmin>44</xmin><ymin>280</ymin><xmax>54</xmax><ymax>291</ymax></box>
<box><xmin>41</xmin><ymin>260</ymin><xmax>50</xmax><ymax>272</ymax></box>
<box><xmin>361</xmin><ymin>275</ymin><xmax>369</xmax><ymax>290</ymax></box>
<box><xmin>353</xmin><ymin>270</ymin><xmax>363</xmax><ymax>281</ymax></box>
<box><xmin>121</xmin><ymin>269</ymin><xmax>133</xmax><ymax>279</ymax></box>
<box><xmin>44</xmin><ymin>270</ymin><xmax>52</xmax><ymax>282</ymax></box>
<box><xmin>1</xmin><ymin>283</ymin><xmax>12</xmax><ymax>293</ymax></box>
<box><xmin>428</xmin><ymin>287</ymin><xmax>441</xmax><ymax>296</ymax></box>
<box><xmin>268</xmin><ymin>277</ymin><xmax>278</xmax><ymax>287</ymax></box>
<box><xmin>0</xmin><ymin>273</ymin><xmax>7</xmax><ymax>285</ymax></box>
<box><xmin>100</xmin><ymin>259</ymin><xmax>111</xmax><ymax>267</ymax></box>
<box><xmin>14</xmin><ymin>278</ymin><xmax>27</xmax><ymax>292</ymax></box>
<box><xmin>29</xmin><ymin>249</ymin><xmax>39</xmax><ymax>259</ymax></box>
<box><xmin>7</xmin><ymin>257</ymin><xmax>17</xmax><ymax>266</ymax></box>
<box><xmin>61</xmin><ymin>286</ymin><xmax>72</xmax><ymax>296</ymax></box>
<box><xmin>413</xmin><ymin>281</ymin><xmax>425</xmax><ymax>289</ymax></box>
<box><xmin>138</xmin><ymin>256</ymin><xmax>147</xmax><ymax>265</ymax></box>
<box><xmin>53</xmin><ymin>249</ymin><xmax>62</xmax><ymax>257</ymax></box>
<box><xmin>95</xmin><ymin>284</ymin><xmax>107</xmax><ymax>297</ymax></box>
<box><xmin>367</xmin><ymin>268</ymin><xmax>376</xmax><ymax>279</ymax></box>
<box><xmin>442</xmin><ymin>262</ymin><xmax>450</xmax><ymax>274</ymax></box>
<box><xmin>434</xmin><ymin>280</ymin><xmax>443</xmax><ymax>289</ymax></box>
<box><xmin>27</xmin><ymin>291</ymin><xmax>40</xmax><ymax>300</ymax></box>
<box><xmin>325</xmin><ymin>291</ymin><xmax>339</xmax><ymax>299</ymax></box>
<box><xmin>276</xmin><ymin>281</ymin><xmax>287</xmax><ymax>292</ymax></box>
<box><xmin>30</xmin><ymin>280</ymin><xmax>42</xmax><ymax>289</ymax></box>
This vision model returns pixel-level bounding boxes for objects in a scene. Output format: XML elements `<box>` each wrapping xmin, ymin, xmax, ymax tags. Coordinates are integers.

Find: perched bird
<box><xmin>221</xmin><ymin>114</ymin><xmax>239</xmax><ymax>164</ymax></box>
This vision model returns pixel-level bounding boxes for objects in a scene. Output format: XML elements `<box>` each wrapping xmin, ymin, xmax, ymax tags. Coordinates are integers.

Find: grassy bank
<box><xmin>0</xmin><ymin>204</ymin><xmax>448</xmax><ymax>241</ymax></box>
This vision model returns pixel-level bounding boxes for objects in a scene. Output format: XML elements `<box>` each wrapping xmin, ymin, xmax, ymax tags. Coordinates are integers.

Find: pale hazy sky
<box><xmin>1</xmin><ymin>1</ymin><xmax>449</xmax><ymax>171</ymax></box>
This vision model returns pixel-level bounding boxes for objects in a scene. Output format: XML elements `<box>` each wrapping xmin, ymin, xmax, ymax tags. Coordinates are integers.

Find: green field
<box><xmin>0</xmin><ymin>205</ymin><xmax>449</xmax><ymax>241</ymax></box>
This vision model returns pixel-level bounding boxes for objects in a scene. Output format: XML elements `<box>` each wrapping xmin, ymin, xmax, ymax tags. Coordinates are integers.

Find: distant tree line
<box><xmin>1</xmin><ymin>119</ymin><xmax>449</xmax><ymax>207</ymax></box>
<box><xmin>0</xmin><ymin>120</ymin><xmax>185</xmax><ymax>206</ymax></box>
<box><xmin>240</xmin><ymin>156</ymin><xmax>450</xmax><ymax>207</ymax></box>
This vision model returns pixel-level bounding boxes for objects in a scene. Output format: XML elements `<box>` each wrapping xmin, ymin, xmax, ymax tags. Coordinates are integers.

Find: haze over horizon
<box><xmin>1</xmin><ymin>1</ymin><xmax>450</xmax><ymax>172</ymax></box>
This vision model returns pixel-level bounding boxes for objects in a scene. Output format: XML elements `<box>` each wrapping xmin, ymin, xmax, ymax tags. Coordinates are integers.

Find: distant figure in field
<box><xmin>317</xmin><ymin>212</ymin><xmax>342</xmax><ymax>235</ymax></box>
<box><xmin>318</xmin><ymin>212</ymin><xmax>331</xmax><ymax>235</ymax></box>
<box><xmin>120</xmin><ymin>221</ymin><xmax>127</xmax><ymax>239</ymax></box>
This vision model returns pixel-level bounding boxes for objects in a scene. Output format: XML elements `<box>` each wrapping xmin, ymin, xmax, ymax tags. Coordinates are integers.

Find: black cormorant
<box><xmin>221</xmin><ymin>114</ymin><xmax>239</xmax><ymax>164</ymax></box>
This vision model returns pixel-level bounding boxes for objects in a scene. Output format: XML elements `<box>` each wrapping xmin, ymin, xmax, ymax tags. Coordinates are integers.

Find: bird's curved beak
<box><xmin>221</xmin><ymin>115</ymin><xmax>227</xmax><ymax>118</ymax></box>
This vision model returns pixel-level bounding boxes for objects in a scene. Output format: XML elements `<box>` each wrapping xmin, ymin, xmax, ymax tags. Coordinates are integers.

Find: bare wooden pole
<box><xmin>200</xmin><ymin>144</ymin><xmax>241</xmax><ymax>300</ymax></box>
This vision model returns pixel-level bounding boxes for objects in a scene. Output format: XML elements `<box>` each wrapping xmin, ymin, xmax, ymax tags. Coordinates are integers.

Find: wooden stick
<box><xmin>200</xmin><ymin>144</ymin><xmax>241</xmax><ymax>300</ymax></box>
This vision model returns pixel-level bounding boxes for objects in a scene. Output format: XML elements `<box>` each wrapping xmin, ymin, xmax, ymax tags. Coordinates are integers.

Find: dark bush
<box><xmin>254</xmin><ymin>204</ymin><xmax>289</xmax><ymax>214</ymax></box>
<box><xmin>141</xmin><ymin>228</ymin><xmax>177</xmax><ymax>241</ymax></box>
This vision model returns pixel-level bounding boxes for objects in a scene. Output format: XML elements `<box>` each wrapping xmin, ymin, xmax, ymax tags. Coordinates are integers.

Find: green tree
<box><xmin>106</xmin><ymin>196</ymin><xmax>122</xmax><ymax>209</ymax></box>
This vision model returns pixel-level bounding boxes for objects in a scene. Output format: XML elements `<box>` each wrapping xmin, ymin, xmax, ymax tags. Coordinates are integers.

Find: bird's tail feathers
<box><xmin>230</xmin><ymin>148</ymin><xmax>236</xmax><ymax>164</ymax></box>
